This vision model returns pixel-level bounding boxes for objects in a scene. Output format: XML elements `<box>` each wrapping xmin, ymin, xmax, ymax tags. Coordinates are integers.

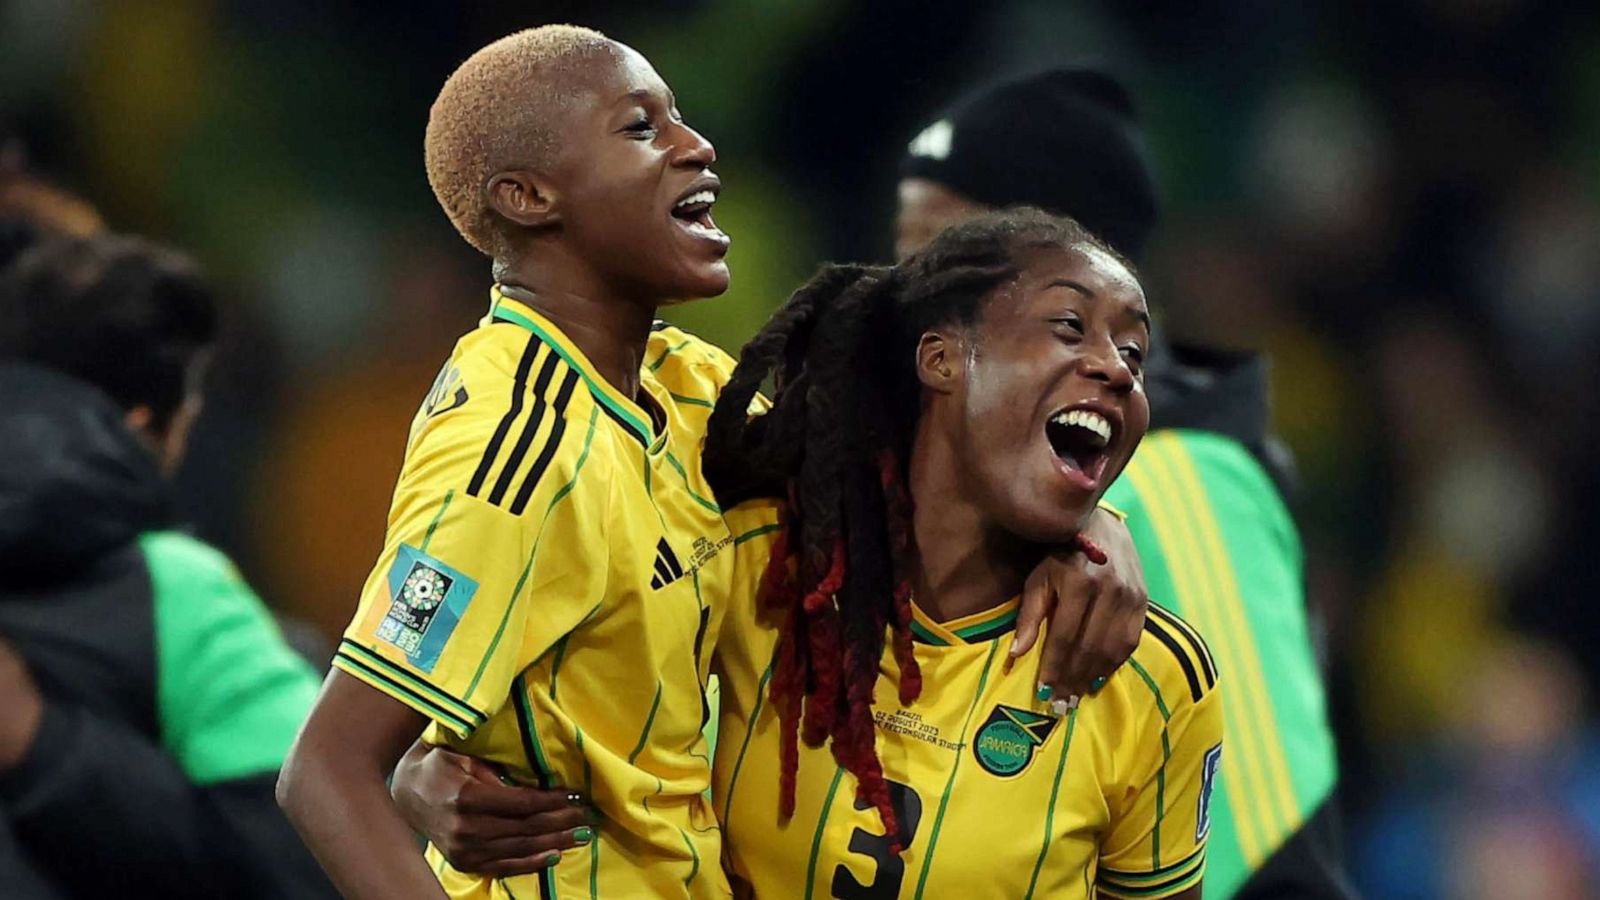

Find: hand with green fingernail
<box><xmin>391</xmin><ymin>741</ymin><xmax>600</xmax><ymax>878</ymax></box>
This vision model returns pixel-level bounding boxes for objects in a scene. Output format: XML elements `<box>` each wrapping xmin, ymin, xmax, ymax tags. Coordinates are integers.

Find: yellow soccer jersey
<box><xmin>712</xmin><ymin>505</ymin><xmax>1224</xmax><ymax>900</ymax></box>
<box><xmin>335</xmin><ymin>287</ymin><xmax>748</xmax><ymax>900</ymax></box>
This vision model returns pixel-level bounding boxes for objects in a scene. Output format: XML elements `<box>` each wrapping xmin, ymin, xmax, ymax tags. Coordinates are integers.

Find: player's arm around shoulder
<box><xmin>1096</xmin><ymin>609</ymin><xmax>1224</xmax><ymax>900</ymax></box>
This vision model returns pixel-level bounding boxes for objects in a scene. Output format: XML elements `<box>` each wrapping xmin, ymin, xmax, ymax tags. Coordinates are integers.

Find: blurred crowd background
<box><xmin>3</xmin><ymin>0</ymin><xmax>1599</xmax><ymax>895</ymax></box>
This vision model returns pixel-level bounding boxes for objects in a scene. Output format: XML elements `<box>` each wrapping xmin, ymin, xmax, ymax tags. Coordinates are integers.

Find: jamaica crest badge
<box><xmin>973</xmin><ymin>704</ymin><xmax>1062</xmax><ymax>777</ymax></box>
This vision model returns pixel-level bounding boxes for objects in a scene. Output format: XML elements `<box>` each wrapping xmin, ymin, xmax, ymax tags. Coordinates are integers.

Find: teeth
<box><xmin>674</xmin><ymin>190</ymin><xmax>716</xmax><ymax>210</ymax></box>
<box><xmin>1050</xmin><ymin>409</ymin><xmax>1112</xmax><ymax>446</ymax></box>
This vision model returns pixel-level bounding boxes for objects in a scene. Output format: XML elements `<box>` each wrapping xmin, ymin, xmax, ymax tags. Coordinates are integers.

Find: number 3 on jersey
<box><xmin>831</xmin><ymin>780</ymin><xmax>923</xmax><ymax>900</ymax></box>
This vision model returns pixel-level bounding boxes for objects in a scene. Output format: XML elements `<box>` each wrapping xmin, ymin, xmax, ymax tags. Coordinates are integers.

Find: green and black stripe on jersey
<box><xmin>910</xmin><ymin>606</ymin><xmax>1020</xmax><ymax>645</ymax></box>
<box><xmin>332</xmin><ymin>640</ymin><xmax>487</xmax><ymax>735</ymax></box>
<box><xmin>1099</xmin><ymin>845</ymin><xmax>1208</xmax><ymax>898</ymax></box>
<box><xmin>490</xmin><ymin>302</ymin><xmax>655</xmax><ymax>451</ymax></box>
<box><xmin>466</xmin><ymin>335</ymin><xmax>580</xmax><ymax>515</ymax></box>
<box><xmin>1142</xmin><ymin>603</ymin><xmax>1217</xmax><ymax>702</ymax></box>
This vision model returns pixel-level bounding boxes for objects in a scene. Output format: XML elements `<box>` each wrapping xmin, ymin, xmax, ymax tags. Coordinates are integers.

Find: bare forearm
<box><xmin>278</xmin><ymin>670</ymin><xmax>449</xmax><ymax>900</ymax></box>
<box><xmin>278</xmin><ymin>739</ymin><xmax>447</xmax><ymax>900</ymax></box>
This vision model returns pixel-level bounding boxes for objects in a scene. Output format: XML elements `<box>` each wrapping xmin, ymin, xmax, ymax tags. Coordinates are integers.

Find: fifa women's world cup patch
<box><xmin>972</xmin><ymin>704</ymin><xmax>1063</xmax><ymax>777</ymax></box>
<box><xmin>373</xmin><ymin>545</ymin><xmax>479</xmax><ymax>673</ymax></box>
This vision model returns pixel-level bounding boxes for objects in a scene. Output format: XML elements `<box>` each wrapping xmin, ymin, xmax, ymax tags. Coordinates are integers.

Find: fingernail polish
<box><xmin>573</xmin><ymin>826</ymin><xmax>594</xmax><ymax>845</ymax></box>
<box><xmin>545</xmin><ymin>851</ymin><xmax>563</xmax><ymax>866</ymax></box>
<box><xmin>1090</xmin><ymin>676</ymin><xmax>1107</xmax><ymax>692</ymax></box>
<box><xmin>1036</xmin><ymin>684</ymin><xmax>1053</xmax><ymax>702</ymax></box>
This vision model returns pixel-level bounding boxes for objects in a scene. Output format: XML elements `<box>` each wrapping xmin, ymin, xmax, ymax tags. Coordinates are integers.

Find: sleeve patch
<box><xmin>373</xmin><ymin>545</ymin><xmax>479</xmax><ymax>673</ymax></box>
<box><xmin>1197</xmin><ymin>742</ymin><xmax>1222</xmax><ymax>841</ymax></box>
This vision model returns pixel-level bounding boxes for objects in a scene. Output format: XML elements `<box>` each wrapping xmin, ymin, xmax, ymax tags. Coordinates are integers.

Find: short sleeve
<box><xmin>333</xmin><ymin>368</ymin><xmax>611</xmax><ymax>739</ymax></box>
<box><xmin>1098</xmin><ymin>661</ymin><xmax>1225</xmax><ymax>898</ymax></box>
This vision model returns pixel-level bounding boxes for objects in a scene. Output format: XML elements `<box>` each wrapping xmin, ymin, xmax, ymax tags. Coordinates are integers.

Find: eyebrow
<box><xmin>1046</xmin><ymin>278</ymin><xmax>1151</xmax><ymax>330</ymax></box>
<box><xmin>621</xmin><ymin>88</ymin><xmax>675</xmax><ymax>107</ymax></box>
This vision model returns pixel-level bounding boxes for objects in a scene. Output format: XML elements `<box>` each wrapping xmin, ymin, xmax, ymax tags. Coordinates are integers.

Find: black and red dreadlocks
<box><xmin>703</xmin><ymin>208</ymin><xmax>1126</xmax><ymax>846</ymax></box>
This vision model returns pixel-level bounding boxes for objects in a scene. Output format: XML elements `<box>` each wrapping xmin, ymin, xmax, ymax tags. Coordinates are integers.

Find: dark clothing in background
<box><xmin>0</xmin><ymin>363</ymin><xmax>334</xmax><ymax>899</ymax></box>
<box><xmin>1145</xmin><ymin>341</ymin><xmax>1297</xmax><ymax>498</ymax></box>
<box><xmin>0</xmin><ymin>817</ymin><xmax>62</xmax><ymax>900</ymax></box>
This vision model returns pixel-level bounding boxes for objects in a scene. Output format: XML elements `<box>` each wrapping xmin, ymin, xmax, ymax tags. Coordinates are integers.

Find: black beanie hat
<box><xmin>900</xmin><ymin>68</ymin><xmax>1159</xmax><ymax>264</ymax></box>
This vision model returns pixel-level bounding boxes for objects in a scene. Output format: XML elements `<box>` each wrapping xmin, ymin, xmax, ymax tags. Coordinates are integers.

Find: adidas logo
<box><xmin>650</xmin><ymin>537</ymin><xmax>685</xmax><ymax>590</ymax></box>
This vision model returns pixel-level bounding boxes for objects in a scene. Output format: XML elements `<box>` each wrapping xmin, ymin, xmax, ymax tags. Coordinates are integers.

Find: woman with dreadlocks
<box><xmin>703</xmin><ymin>207</ymin><xmax>1220</xmax><ymax>900</ymax></box>
<box><xmin>385</xmin><ymin>208</ymin><xmax>1218</xmax><ymax>898</ymax></box>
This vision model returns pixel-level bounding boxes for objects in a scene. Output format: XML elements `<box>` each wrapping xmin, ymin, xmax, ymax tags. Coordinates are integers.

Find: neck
<box><xmin>906</xmin><ymin>418</ymin><xmax>1037</xmax><ymax>624</ymax></box>
<box><xmin>496</xmin><ymin>259</ymin><xmax>656</xmax><ymax>401</ymax></box>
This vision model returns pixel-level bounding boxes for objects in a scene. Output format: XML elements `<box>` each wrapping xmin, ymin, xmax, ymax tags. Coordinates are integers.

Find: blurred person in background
<box><xmin>1357</xmin><ymin>635</ymin><xmax>1600</xmax><ymax>898</ymax></box>
<box><xmin>0</xmin><ymin>215</ymin><xmax>335</xmax><ymax>897</ymax></box>
<box><xmin>893</xmin><ymin>69</ymin><xmax>1349</xmax><ymax>899</ymax></box>
<box><xmin>0</xmin><ymin>163</ymin><xmax>100</xmax><ymax>900</ymax></box>
<box><xmin>0</xmin><ymin>150</ymin><xmax>104</xmax><ymax>252</ymax></box>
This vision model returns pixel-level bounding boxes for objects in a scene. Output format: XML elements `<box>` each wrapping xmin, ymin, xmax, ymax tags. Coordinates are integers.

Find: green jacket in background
<box><xmin>0</xmin><ymin>363</ymin><xmax>333</xmax><ymax>898</ymax></box>
<box><xmin>1105</xmin><ymin>428</ymin><xmax>1340</xmax><ymax>899</ymax></box>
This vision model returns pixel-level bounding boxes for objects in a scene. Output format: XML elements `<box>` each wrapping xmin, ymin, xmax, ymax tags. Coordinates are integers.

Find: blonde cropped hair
<box><xmin>424</xmin><ymin>24</ymin><xmax>611</xmax><ymax>256</ymax></box>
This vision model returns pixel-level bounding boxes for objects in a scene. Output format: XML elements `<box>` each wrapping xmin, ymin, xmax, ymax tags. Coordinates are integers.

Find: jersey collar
<box><xmin>487</xmin><ymin>286</ymin><xmax>661</xmax><ymax>450</ymax></box>
<box><xmin>909</xmin><ymin>597</ymin><xmax>1021</xmax><ymax>646</ymax></box>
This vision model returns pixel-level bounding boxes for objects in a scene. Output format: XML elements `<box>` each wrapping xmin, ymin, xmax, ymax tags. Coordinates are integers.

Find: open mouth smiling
<box><xmin>1045</xmin><ymin>403</ymin><xmax>1117</xmax><ymax>491</ymax></box>
<box><xmin>671</xmin><ymin>178</ymin><xmax>728</xmax><ymax>248</ymax></box>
